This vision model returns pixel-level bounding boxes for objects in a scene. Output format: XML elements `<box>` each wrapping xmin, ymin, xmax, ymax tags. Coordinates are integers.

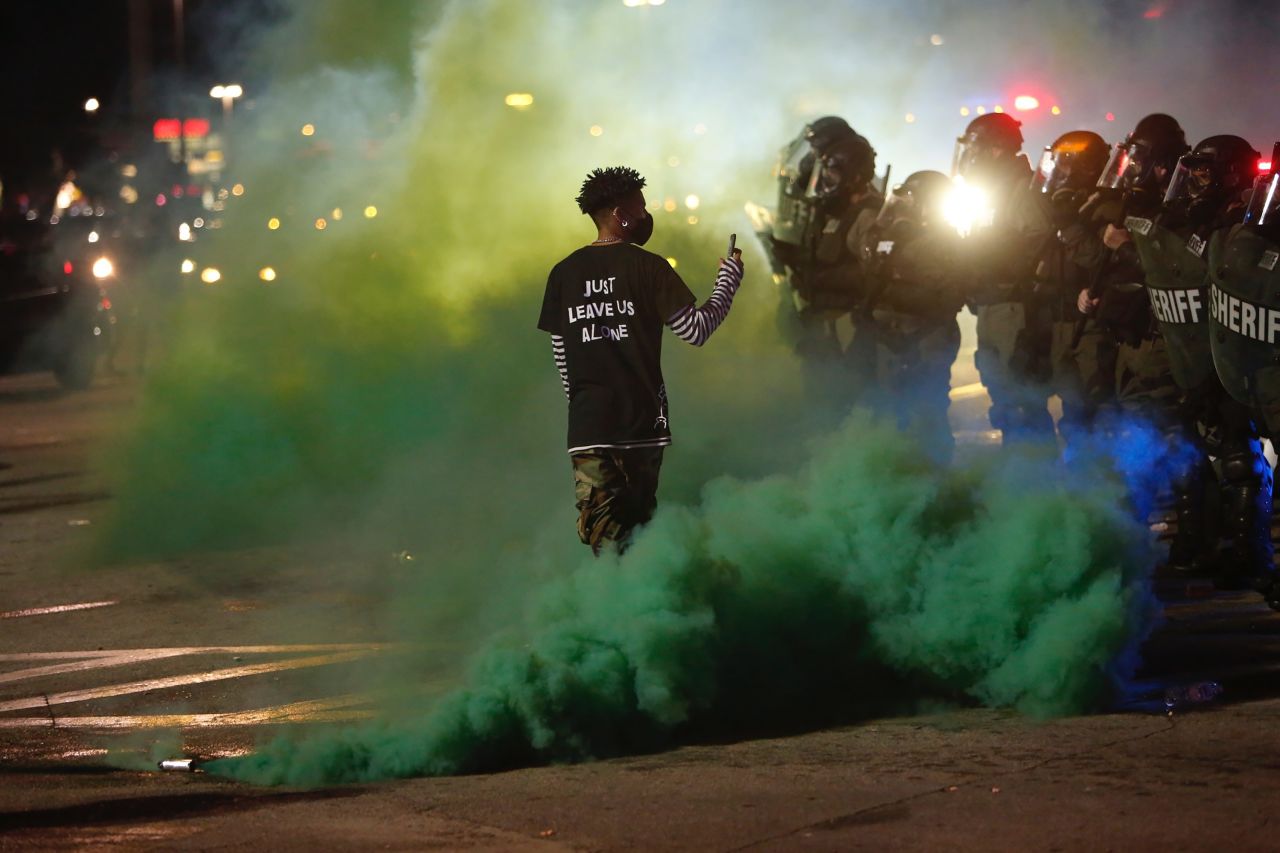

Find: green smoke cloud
<box><xmin>208</xmin><ymin>414</ymin><xmax>1154</xmax><ymax>785</ymax></box>
<box><xmin>94</xmin><ymin>0</ymin><xmax>1163</xmax><ymax>785</ymax></box>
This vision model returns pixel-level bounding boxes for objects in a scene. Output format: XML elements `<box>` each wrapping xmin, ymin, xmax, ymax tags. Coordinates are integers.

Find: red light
<box><xmin>101</xmin><ymin>298</ymin><xmax>112</xmax><ymax>310</ymax></box>
<box><xmin>1260</xmin><ymin>160</ymin><xmax>1273</xmax><ymax>173</ymax></box>
<box><xmin>186</xmin><ymin>184</ymin><xmax>200</xmax><ymax>196</ymax></box>
<box><xmin>63</xmin><ymin>261</ymin><xmax>73</xmax><ymax>275</ymax></box>
<box><xmin>155</xmin><ymin>194</ymin><xmax>167</xmax><ymax>206</ymax></box>
<box><xmin>153</xmin><ymin>118</ymin><xmax>209</xmax><ymax>140</ymax></box>
<box><xmin>1144</xmin><ymin>3</ymin><xmax>1167</xmax><ymax>18</ymax></box>
<box><xmin>1105</xmin><ymin>112</ymin><xmax>1116</xmax><ymax>122</ymax></box>
<box><xmin>1013</xmin><ymin>95</ymin><xmax>1040</xmax><ymax>111</ymax></box>
<box><xmin>153</xmin><ymin>118</ymin><xmax>181</xmax><ymax>140</ymax></box>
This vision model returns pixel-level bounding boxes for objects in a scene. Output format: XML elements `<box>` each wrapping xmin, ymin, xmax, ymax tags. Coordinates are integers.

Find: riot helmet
<box><xmin>1163</xmin><ymin>135</ymin><xmax>1260</xmax><ymax>224</ymax></box>
<box><xmin>1032</xmin><ymin>130</ymin><xmax>1109</xmax><ymax>194</ymax></box>
<box><xmin>1097</xmin><ymin>113</ymin><xmax>1188</xmax><ymax>192</ymax></box>
<box><xmin>876</xmin><ymin>170</ymin><xmax>951</xmax><ymax>233</ymax></box>
<box><xmin>952</xmin><ymin>113</ymin><xmax>1023</xmax><ymax>179</ymax></box>
<box><xmin>804</xmin><ymin>116</ymin><xmax>857</xmax><ymax>154</ymax></box>
<box><xmin>776</xmin><ymin>116</ymin><xmax>857</xmax><ymax>200</ymax></box>
<box><xmin>806</xmin><ymin>133</ymin><xmax>877</xmax><ymax>204</ymax></box>
<box><xmin>1244</xmin><ymin>142</ymin><xmax>1280</xmax><ymax>229</ymax></box>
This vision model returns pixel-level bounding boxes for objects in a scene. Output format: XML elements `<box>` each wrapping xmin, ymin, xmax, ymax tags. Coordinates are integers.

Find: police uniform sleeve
<box><xmin>537</xmin><ymin>268</ymin><xmax>562</xmax><ymax>334</ymax></box>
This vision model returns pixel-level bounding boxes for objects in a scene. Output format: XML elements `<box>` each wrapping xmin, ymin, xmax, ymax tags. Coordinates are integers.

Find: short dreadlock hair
<box><xmin>576</xmin><ymin>166</ymin><xmax>647</xmax><ymax>216</ymax></box>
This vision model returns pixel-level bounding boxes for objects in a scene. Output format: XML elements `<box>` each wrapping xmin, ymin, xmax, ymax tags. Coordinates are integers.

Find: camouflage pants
<box><xmin>570</xmin><ymin>447</ymin><xmax>665</xmax><ymax>554</ymax></box>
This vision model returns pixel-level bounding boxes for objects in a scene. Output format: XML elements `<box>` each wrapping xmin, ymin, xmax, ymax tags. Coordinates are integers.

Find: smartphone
<box><xmin>726</xmin><ymin>233</ymin><xmax>737</xmax><ymax>257</ymax></box>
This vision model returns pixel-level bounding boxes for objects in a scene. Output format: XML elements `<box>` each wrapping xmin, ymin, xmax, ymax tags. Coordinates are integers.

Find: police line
<box><xmin>1209</xmin><ymin>284</ymin><xmax>1280</xmax><ymax>345</ymax></box>
<box><xmin>1144</xmin><ymin>283</ymin><xmax>1280</xmax><ymax>347</ymax></box>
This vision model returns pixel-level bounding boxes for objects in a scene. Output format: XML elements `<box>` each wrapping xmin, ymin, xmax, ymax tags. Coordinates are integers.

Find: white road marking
<box><xmin>0</xmin><ymin>600</ymin><xmax>118</xmax><ymax>619</ymax></box>
<box><xmin>0</xmin><ymin>644</ymin><xmax>388</xmax><ymax>685</ymax></box>
<box><xmin>0</xmin><ymin>649</ymin><xmax>378</xmax><ymax>713</ymax></box>
<box><xmin>0</xmin><ymin>694</ymin><xmax>377</xmax><ymax>729</ymax></box>
<box><xmin>948</xmin><ymin>382</ymin><xmax>988</xmax><ymax>401</ymax></box>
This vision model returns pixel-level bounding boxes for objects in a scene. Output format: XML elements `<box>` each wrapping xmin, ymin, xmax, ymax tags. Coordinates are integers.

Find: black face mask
<box><xmin>629</xmin><ymin>212</ymin><xmax>654</xmax><ymax>246</ymax></box>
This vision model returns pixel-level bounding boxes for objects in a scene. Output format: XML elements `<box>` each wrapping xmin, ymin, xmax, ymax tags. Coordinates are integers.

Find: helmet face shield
<box><xmin>1031</xmin><ymin>148</ymin><xmax>1056</xmax><ymax>193</ymax></box>
<box><xmin>952</xmin><ymin>133</ymin><xmax>1015</xmax><ymax>180</ymax></box>
<box><xmin>805</xmin><ymin>137</ymin><xmax>874</xmax><ymax>202</ymax></box>
<box><xmin>805</xmin><ymin>152</ymin><xmax>846</xmax><ymax>201</ymax></box>
<box><xmin>879</xmin><ymin>170</ymin><xmax>950</xmax><ymax>232</ymax></box>
<box><xmin>1096</xmin><ymin>141</ymin><xmax>1151</xmax><ymax>189</ymax></box>
<box><xmin>777</xmin><ymin>138</ymin><xmax>816</xmax><ymax>199</ymax></box>
<box><xmin>952</xmin><ymin>134</ymin><xmax>984</xmax><ymax>178</ymax></box>
<box><xmin>1162</xmin><ymin>154</ymin><xmax>1216</xmax><ymax>206</ymax></box>
<box><xmin>1245</xmin><ymin>172</ymin><xmax>1280</xmax><ymax>226</ymax></box>
<box><xmin>875</xmin><ymin>185</ymin><xmax>916</xmax><ymax>230</ymax></box>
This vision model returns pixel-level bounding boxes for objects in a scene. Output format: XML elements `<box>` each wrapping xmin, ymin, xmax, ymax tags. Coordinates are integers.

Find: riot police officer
<box><xmin>1031</xmin><ymin>130</ymin><xmax>1116</xmax><ymax>445</ymax></box>
<box><xmin>857</xmin><ymin>170</ymin><xmax>964</xmax><ymax>462</ymax></box>
<box><xmin>1200</xmin><ymin>142</ymin><xmax>1280</xmax><ymax>607</ymax></box>
<box><xmin>1075</xmin><ymin>114</ymin><xmax>1215</xmax><ymax>573</ymax></box>
<box><xmin>950</xmin><ymin>113</ymin><xmax>1056</xmax><ymax>444</ymax></box>
<box><xmin>763</xmin><ymin>118</ymin><xmax>883</xmax><ymax>413</ymax></box>
<box><xmin>1114</xmin><ymin>131</ymin><xmax>1272</xmax><ymax>588</ymax></box>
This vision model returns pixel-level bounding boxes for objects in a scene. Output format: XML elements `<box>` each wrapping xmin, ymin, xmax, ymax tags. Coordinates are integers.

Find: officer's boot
<box><xmin>1166</xmin><ymin>457</ymin><xmax>1213</xmax><ymax>575</ymax></box>
<box><xmin>1218</xmin><ymin>441</ymin><xmax>1277</xmax><ymax>594</ymax></box>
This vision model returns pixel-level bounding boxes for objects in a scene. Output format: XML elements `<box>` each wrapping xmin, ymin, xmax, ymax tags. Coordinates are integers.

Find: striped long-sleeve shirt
<box><xmin>550</xmin><ymin>333</ymin><xmax>570</xmax><ymax>399</ymax></box>
<box><xmin>549</xmin><ymin>258</ymin><xmax>743</xmax><ymax>398</ymax></box>
<box><xmin>666</xmin><ymin>257</ymin><xmax>744</xmax><ymax>346</ymax></box>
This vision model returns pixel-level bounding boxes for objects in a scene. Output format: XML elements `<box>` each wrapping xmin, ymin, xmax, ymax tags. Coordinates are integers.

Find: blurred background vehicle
<box><xmin>0</xmin><ymin>208</ymin><xmax>116</xmax><ymax>390</ymax></box>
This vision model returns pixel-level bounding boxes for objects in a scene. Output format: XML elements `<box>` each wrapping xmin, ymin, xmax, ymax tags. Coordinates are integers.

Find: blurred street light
<box><xmin>200</xmin><ymin>267</ymin><xmax>221</xmax><ymax>284</ymax></box>
<box><xmin>259</xmin><ymin>266</ymin><xmax>277</xmax><ymax>282</ymax></box>
<box><xmin>209</xmin><ymin>84</ymin><xmax>244</xmax><ymax>120</ymax></box>
<box><xmin>84</xmin><ymin>97</ymin><xmax>100</xmax><ymax>114</ymax></box>
<box><xmin>301</xmin><ymin>123</ymin><xmax>316</xmax><ymax>137</ymax></box>
<box><xmin>504</xmin><ymin>93</ymin><xmax>534</xmax><ymax>110</ymax></box>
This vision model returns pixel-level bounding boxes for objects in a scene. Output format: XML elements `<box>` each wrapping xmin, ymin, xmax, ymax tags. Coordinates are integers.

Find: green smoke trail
<box><xmin>208</xmin><ymin>413</ymin><xmax>1155</xmax><ymax>785</ymax></box>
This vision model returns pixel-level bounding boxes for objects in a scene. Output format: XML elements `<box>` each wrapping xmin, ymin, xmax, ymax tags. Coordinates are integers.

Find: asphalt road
<box><xmin>2</xmin><ymin>365</ymin><xmax>1279</xmax><ymax>851</ymax></box>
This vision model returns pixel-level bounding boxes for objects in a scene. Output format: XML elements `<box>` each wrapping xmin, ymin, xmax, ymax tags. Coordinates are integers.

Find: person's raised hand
<box><xmin>718</xmin><ymin>251</ymin><xmax>745</xmax><ymax>287</ymax></box>
<box><xmin>1077</xmin><ymin>288</ymin><xmax>1101</xmax><ymax>315</ymax></box>
<box><xmin>1102</xmin><ymin>223</ymin><xmax>1131</xmax><ymax>250</ymax></box>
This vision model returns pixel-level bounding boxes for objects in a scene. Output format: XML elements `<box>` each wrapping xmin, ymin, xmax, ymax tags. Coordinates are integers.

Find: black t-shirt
<box><xmin>538</xmin><ymin>243</ymin><xmax>695</xmax><ymax>453</ymax></box>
